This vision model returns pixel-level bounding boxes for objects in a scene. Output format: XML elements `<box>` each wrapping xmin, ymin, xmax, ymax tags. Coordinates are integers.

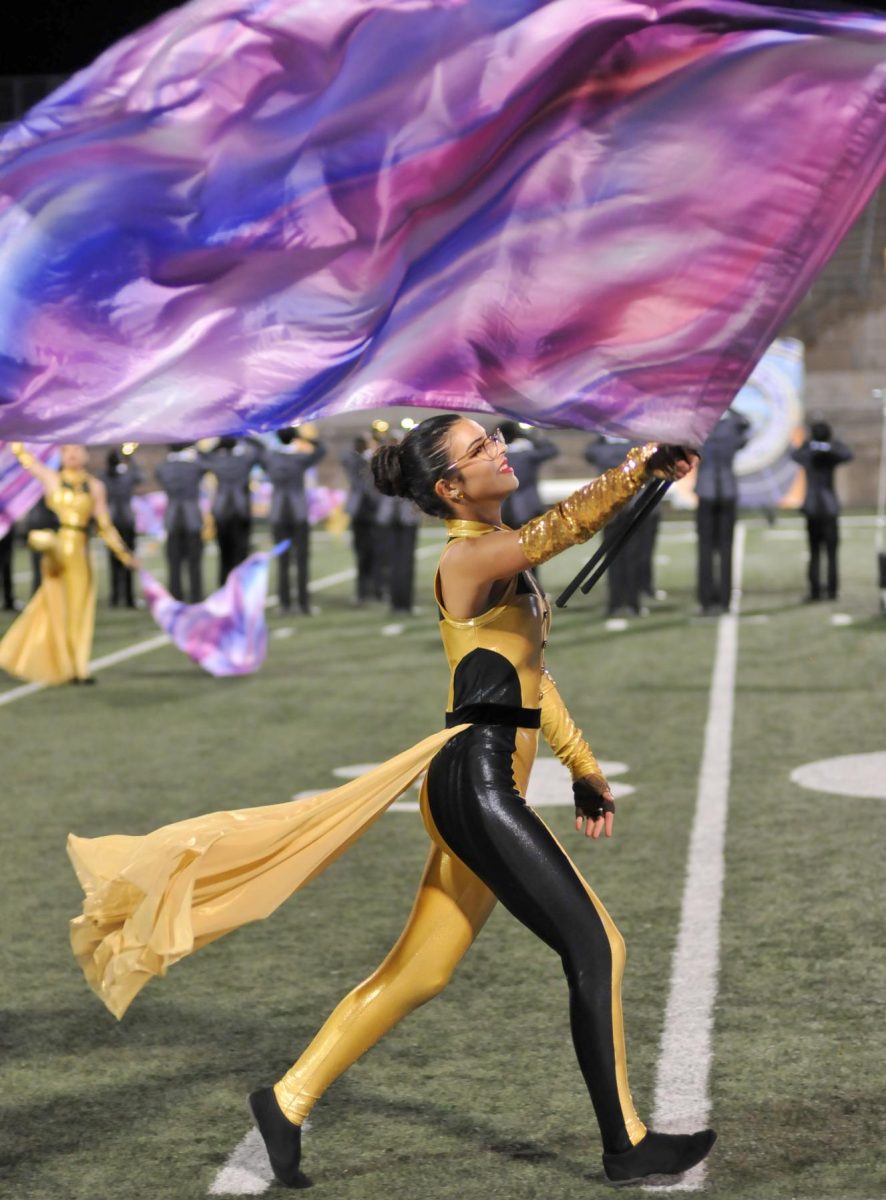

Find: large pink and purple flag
<box><xmin>0</xmin><ymin>1</ymin><xmax>884</xmax><ymax>447</ymax></box>
<box><xmin>139</xmin><ymin>541</ymin><xmax>289</xmax><ymax>676</ymax></box>
<box><xmin>0</xmin><ymin>443</ymin><xmax>60</xmax><ymax>538</ymax></box>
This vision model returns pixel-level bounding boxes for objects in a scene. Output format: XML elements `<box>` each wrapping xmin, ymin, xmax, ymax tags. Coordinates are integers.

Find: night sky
<box><xmin>5</xmin><ymin>1</ymin><xmax>180</xmax><ymax>76</ymax></box>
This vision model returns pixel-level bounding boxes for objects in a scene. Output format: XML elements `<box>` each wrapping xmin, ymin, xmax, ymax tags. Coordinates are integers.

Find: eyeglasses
<box><xmin>444</xmin><ymin>428</ymin><xmax>505</xmax><ymax>474</ymax></box>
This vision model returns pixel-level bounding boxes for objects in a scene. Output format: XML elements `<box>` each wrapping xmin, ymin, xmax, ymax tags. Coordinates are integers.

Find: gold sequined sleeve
<box><xmin>97</xmin><ymin>516</ymin><xmax>136</xmax><ymax>568</ymax></box>
<box><xmin>539</xmin><ymin>668</ymin><xmax>601</xmax><ymax>781</ymax></box>
<box><xmin>10</xmin><ymin>442</ymin><xmax>36</xmax><ymax>470</ymax></box>
<box><xmin>518</xmin><ymin>443</ymin><xmax>656</xmax><ymax>567</ymax></box>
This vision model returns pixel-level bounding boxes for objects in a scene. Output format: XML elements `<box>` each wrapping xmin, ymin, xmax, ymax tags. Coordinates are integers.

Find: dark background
<box><xmin>6</xmin><ymin>0</ymin><xmax>885</xmax><ymax>77</ymax></box>
<box><xmin>4</xmin><ymin>1</ymin><xmax>178</xmax><ymax>75</ymax></box>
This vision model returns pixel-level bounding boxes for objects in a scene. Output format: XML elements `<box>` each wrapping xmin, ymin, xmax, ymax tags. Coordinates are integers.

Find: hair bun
<box><xmin>371</xmin><ymin>442</ymin><xmax>408</xmax><ymax>498</ymax></box>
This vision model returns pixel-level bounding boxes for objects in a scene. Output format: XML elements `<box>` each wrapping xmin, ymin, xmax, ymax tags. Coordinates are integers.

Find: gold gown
<box><xmin>0</xmin><ymin>472</ymin><xmax>97</xmax><ymax>684</ymax></box>
<box><xmin>0</xmin><ymin>470</ymin><xmax>127</xmax><ymax>685</ymax></box>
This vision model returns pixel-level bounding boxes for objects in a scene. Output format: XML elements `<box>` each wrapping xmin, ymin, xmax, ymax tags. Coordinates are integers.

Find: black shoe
<box><xmin>602</xmin><ymin>1128</ymin><xmax>716</xmax><ymax>1186</ymax></box>
<box><xmin>248</xmin><ymin>1087</ymin><xmax>312</xmax><ymax>1189</ymax></box>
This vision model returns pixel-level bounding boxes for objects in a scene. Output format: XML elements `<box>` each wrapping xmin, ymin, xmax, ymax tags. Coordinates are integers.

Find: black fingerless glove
<box><xmin>573</xmin><ymin>776</ymin><xmax>615</xmax><ymax>820</ymax></box>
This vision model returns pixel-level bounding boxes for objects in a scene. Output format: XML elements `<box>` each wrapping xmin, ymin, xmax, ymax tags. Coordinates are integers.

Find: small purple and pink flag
<box><xmin>0</xmin><ymin>442</ymin><xmax>60</xmax><ymax>538</ymax></box>
<box><xmin>139</xmin><ymin>541</ymin><xmax>290</xmax><ymax>677</ymax></box>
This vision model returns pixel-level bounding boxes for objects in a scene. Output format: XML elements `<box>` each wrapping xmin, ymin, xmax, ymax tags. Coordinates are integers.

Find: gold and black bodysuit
<box><xmin>273</xmin><ymin>519</ymin><xmax>646</xmax><ymax>1154</ymax></box>
<box><xmin>65</xmin><ymin>448</ymin><xmax>656</xmax><ymax>1156</ymax></box>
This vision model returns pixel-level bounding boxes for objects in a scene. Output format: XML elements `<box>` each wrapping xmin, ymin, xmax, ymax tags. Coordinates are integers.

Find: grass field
<box><xmin>1</xmin><ymin>517</ymin><xmax>884</xmax><ymax>1200</ymax></box>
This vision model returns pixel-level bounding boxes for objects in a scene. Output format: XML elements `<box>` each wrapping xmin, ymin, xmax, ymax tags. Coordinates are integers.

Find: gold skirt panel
<box><xmin>68</xmin><ymin>724</ymin><xmax>469</xmax><ymax>1020</ymax></box>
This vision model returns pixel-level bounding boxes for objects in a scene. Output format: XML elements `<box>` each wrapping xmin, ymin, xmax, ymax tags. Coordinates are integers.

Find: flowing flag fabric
<box><xmin>0</xmin><ymin>442</ymin><xmax>59</xmax><ymax>537</ymax></box>
<box><xmin>139</xmin><ymin>541</ymin><xmax>289</xmax><ymax>676</ymax></box>
<box><xmin>0</xmin><ymin>1</ymin><xmax>885</xmax><ymax>448</ymax></box>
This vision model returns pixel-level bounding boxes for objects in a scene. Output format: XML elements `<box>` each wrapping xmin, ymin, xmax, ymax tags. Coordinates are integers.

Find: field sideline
<box><xmin>1</xmin><ymin>518</ymin><xmax>884</xmax><ymax>1200</ymax></box>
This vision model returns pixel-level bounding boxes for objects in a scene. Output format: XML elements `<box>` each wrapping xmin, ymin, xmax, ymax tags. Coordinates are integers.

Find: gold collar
<box><xmin>444</xmin><ymin>519</ymin><xmax>503</xmax><ymax>539</ymax></box>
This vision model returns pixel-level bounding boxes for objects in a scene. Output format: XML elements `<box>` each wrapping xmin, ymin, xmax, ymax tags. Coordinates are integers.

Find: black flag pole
<box><xmin>555</xmin><ymin>478</ymin><xmax>672</xmax><ymax>608</ymax></box>
<box><xmin>580</xmin><ymin>478</ymin><xmax>671</xmax><ymax>596</ymax></box>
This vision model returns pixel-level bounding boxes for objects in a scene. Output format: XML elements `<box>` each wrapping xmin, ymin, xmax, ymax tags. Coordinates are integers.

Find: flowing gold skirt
<box><xmin>68</xmin><ymin>724</ymin><xmax>469</xmax><ymax>1020</ymax></box>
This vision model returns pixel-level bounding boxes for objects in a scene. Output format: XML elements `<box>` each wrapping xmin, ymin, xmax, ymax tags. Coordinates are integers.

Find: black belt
<box><xmin>445</xmin><ymin>703</ymin><xmax>541</xmax><ymax>729</ymax></box>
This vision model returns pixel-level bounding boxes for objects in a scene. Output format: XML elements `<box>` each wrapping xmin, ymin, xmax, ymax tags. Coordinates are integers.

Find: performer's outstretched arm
<box><xmin>440</xmin><ymin>444</ymin><xmax>692</xmax><ymax>593</ymax></box>
<box><xmin>518</xmin><ymin>445</ymin><xmax>657</xmax><ymax>568</ymax></box>
<box><xmin>9</xmin><ymin>442</ymin><xmax>60</xmax><ymax>495</ymax></box>
<box><xmin>539</xmin><ymin>668</ymin><xmax>615</xmax><ymax>840</ymax></box>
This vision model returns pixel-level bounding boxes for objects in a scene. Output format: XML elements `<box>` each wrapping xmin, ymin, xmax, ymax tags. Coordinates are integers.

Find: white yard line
<box><xmin>0</xmin><ymin>633</ymin><xmax>172</xmax><ymax>708</ymax></box>
<box><xmin>0</xmin><ymin>679</ymin><xmax>45</xmax><ymax>706</ymax></box>
<box><xmin>645</xmin><ymin>522</ymin><xmax>745</xmax><ymax>1192</ymax></box>
<box><xmin>208</xmin><ymin>1130</ymin><xmax>275</xmax><ymax>1197</ymax></box>
<box><xmin>0</xmin><ymin>544</ymin><xmax>443</xmax><ymax>709</ymax></box>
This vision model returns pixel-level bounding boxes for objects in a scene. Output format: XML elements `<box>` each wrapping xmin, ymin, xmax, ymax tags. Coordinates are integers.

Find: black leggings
<box><xmin>805</xmin><ymin>514</ymin><xmax>839</xmax><ymax>599</ymax></box>
<box><xmin>216</xmin><ymin>514</ymin><xmax>251</xmax><ymax>586</ymax></box>
<box><xmin>426</xmin><ymin>725</ymin><xmax>638</xmax><ymax>1155</ymax></box>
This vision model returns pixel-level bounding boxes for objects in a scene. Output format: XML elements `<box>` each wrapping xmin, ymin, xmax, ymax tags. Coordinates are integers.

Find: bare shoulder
<box><xmin>445</xmin><ymin>527</ymin><xmax>530</xmax><ymax>586</ymax></box>
<box><xmin>438</xmin><ymin>530</ymin><xmax>529</xmax><ymax>617</ymax></box>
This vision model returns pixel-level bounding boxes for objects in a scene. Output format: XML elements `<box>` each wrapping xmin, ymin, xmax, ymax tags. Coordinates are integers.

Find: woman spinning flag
<box><xmin>4</xmin><ymin>0</ymin><xmax>882</xmax><ymax>1189</ymax></box>
<box><xmin>251</xmin><ymin>422</ymin><xmax>703</xmax><ymax>1187</ymax></box>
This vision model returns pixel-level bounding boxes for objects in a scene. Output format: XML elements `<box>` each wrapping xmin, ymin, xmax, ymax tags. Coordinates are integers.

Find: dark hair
<box><xmin>217</xmin><ymin>436</ymin><xmax>237</xmax><ymax>451</ymax></box>
<box><xmin>371</xmin><ymin>414</ymin><xmax>461</xmax><ymax>518</ymax></box>
<box><xmin>276</xmin><ymin>428</ymin><xmax>297</xmax><ymax>445</ymax></box>
<box><xmin>169</xmin><ymin>442</ymin><xmax>191</xmax><ymax>452</ymax></box>
<box><xmin>810</xmin><ymin>421</ymin><xmax>831</xmax><ymax>442</ymax></box>
<box><xmin>106</xmin><ymin>449</ymin><xmax>121</xmax><ymax>473</ymax></box>
<box><xmin>499</xmin><ymin>420</ymin><xmax>521</xmax><ymax>444</ymax></box>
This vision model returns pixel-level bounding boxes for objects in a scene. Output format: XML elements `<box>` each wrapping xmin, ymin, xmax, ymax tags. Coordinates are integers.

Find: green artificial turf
<box><xmin>1</xmin><ymin>519</ymin><xmax>884</xmax><ymax>1199</ymax></box>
